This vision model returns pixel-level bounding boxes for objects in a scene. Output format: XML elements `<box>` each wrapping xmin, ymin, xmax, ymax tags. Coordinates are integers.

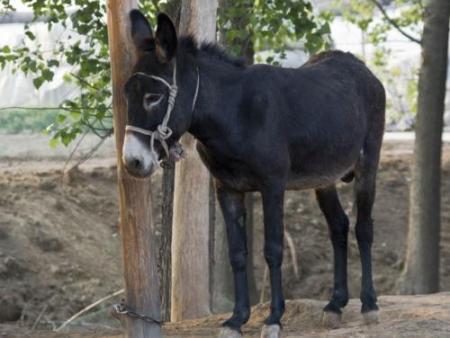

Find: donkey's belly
<box><xmin>286</xmin><ymin>164</ymin><xmax>355</xmax><ymax>190</ymax></box>
<box><xmin>197</xmin><ymin>140</ymin><xmax>361</xmax><ymax>192</ymax></box>
<box><xmin>287</xmin><ymin>136</ymin><xmax>364</xmax><ymax>190</ymax></box>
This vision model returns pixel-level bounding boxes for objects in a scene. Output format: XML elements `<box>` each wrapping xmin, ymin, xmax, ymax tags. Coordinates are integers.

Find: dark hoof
<box><xmin>218</xmin><ymin>326</ymin><xmax>242</xmax><ymax>338</ymax></box>
<box><xmin>261</xmin><ymin>324</ymin><xmax>282</xmax><ymax>338</ymax></box>
<box><xmin>322</xmin><ymin>311</ymin><xmax>342</xmax><ymax>329</ymax></box>
<box><xmin>363</xmin><ymin>310</ymin><xmax>379</xmax><ymax>325</ymax></box>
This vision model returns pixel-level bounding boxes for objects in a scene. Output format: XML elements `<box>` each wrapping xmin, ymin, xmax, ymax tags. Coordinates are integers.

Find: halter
<box><xmin>125</xmin><ymin>59</ymin><xmax>200</xmax><ymax>159</ymax></box>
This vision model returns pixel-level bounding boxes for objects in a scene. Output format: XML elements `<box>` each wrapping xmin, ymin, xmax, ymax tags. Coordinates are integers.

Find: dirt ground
<box><xmin>0</xmin><ymin>137</ymin><xmax>450</xmax><ymax>337</ymax></box>
<box><xmin>1</xmin><ymin>294</ymin><xmax>450</xmax><ymax>337</ymax></box>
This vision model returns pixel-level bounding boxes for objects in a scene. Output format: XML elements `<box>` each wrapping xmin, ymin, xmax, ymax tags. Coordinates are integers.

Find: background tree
<box><xmin>399</xmin><ymin>0</ymin><xmax>450</xmax><ymax>293</ymax></box>
<box><xmin>329</xmin><ymin>0</ymin><xmax>450</xmax><ymax>294</ymax></box>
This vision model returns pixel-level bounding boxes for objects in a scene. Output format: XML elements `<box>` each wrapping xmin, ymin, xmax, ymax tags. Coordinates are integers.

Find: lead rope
<box><xmin>125</xmin><ymin>59</ymin><xmax>200</xmax><ymax>160</ymax></box>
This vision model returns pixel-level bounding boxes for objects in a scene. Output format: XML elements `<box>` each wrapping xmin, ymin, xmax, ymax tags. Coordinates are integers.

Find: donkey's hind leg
<box><xmin>354</xmin><ymin>154</ymin><xmax>380</xmax><ymax>324</ymax></box>
<box><xmin>316</xmin><ymin>185</ymin><xmax>349</xmax><ymax>328</ymax></box>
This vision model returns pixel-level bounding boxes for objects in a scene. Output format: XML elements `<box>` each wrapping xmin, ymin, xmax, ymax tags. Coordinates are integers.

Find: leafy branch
<box><xmin>369</xmin><ymin>0</ymin><xmax>422</xmax><ymax>44</ymax></box>
<box><xmin>1</xmin><ymin>0</ymin><xmax>331</xmax><ymax>146</ymax></box>
<box><xmin>218</xmin><ymin>0</ymin><xmax>331</xmax><ymax>65</ymax></box>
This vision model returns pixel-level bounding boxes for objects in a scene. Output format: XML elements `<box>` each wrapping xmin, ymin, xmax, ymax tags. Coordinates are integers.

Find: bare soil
<box><xmin>2</xmin><ymin>293</ymin><xmax>450</xmax><ymax>337</ymax></box>
<box><xmin>0</xmin><ymin>138</ymin><xmax>450</xmax><ymax>337</ymax></box>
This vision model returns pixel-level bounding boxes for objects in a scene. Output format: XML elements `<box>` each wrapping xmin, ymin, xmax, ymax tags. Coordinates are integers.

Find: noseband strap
<box><xmin>125</xmin><ymin>60</ymin><xmax>200</xmax><ymax>159</ymax></box>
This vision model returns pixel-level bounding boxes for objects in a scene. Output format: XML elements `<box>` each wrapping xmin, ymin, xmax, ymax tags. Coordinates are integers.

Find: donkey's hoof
<box><xmin>261</xmin><ymin>324</ymin><xmax>282</xmax><ymax>338</ymax></box>
<box><xmin>218</xmin><ymin>326</ymin><xmax>242</xmax><ymax>338</ymax></box>
<box><xmin>322</xmin><ymin>311</ymin><xmax>342</xmax><ymax>329</ymax></box>
<box><xmin>363</xmin><ymin>310</ymin><xmax>379</xmax><ymax>325</ymax></box>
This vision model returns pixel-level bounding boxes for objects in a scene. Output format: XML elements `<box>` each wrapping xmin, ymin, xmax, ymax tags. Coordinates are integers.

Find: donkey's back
<box><xmin>239</xmin><ymin>51</ymin><xmax>385</xmax><ymax>190</ymax></box>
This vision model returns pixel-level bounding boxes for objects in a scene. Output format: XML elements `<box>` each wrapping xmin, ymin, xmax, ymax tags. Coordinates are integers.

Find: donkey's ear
<box><xmin>130</xmin><ymin>9</ymin><xmax>153</xmax><ymax>51</ymax></box>
<box><xmin>155</xmin><ymin>13</ymin><xmax>177</xmax><ymax>63</ymax></box>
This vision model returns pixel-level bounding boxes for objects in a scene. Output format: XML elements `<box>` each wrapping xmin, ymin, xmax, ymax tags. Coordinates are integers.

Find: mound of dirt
<box><xmin>165</xmin><ymin>292</ymin><xmax>450</xmax><ymax>337</ymax></box>
<box><xmin>0</xmin><ymin>165</ymin><xmax>124</xmax><ymax>327</ymax></box>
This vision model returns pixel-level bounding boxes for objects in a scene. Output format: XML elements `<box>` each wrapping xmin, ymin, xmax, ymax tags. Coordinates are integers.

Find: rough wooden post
<box><xmin>161</xmin><ymin>165</ymin><xmax>175</xmax><ymax>322</ymax></box>
<box><xmin>107</xmin><ymin>1</ymin><xmax>161</xmax><ymax>337</ymax></box>
<box><xmin>171</xmin><ymin>0</ymin><xmax>218</xmax><ymax>321</ymax></box>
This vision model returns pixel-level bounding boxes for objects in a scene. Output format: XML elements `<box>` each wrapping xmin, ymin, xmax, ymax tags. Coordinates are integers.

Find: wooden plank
<box><xmin>170</xmin><ymin>0</ymin><xmax>218</xmax><ymax>321</ymax></box>
<box><xmin>106</xmin><ymin>1</ymin><xmax>161</xmax><ymax>337</ymax></box>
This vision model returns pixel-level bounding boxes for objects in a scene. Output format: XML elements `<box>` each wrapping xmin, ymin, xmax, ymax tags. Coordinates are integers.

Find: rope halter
<box><xmin>125</xmin><ymin>59</ymin><xmax>200</xmax><ymax>160</ymax></box>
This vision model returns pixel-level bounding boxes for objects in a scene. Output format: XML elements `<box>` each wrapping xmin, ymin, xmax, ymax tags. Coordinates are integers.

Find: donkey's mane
<box><xmin>179</xmin><ymin>36</ymin><xmax>246</xmax><ymax>68</ymax></box>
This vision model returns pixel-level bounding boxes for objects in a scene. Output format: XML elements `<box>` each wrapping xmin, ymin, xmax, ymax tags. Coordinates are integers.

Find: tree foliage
<box><xmin>218</xmin><ymin>0</ymin><xmax>331</xmax><ymax>64</ymax></box>
<box><xmin>0</xmin><ymin>0</ymin><xmax>330</xmax><ymax>145</ymax></box>
<box><xmin>333</xmin><ymin>0</ymin><xmax>423</xmax><ymax>126</ymax></box>
<box><xmin>0</xmin><ymin>0</ymin><xmax>162</xmax><ymax>145</ymax></box>
<box><xmin>335</xmin><ymin>0</ymin><xmax>422</xmax><ymax>44</ymax></box>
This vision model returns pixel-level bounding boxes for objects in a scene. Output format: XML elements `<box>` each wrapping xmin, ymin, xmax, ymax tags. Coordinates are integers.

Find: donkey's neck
<box><xmin>188</xmin><ymin>56</ymin><xmax>244</xmax><ymax>144</ymax></box>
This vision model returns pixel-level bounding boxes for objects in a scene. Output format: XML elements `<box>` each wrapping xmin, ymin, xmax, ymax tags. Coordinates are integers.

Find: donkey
<box><xmin>122</xmin><ymin>10</ymin><xmax>385</xmax><ymax>338</ymax></box>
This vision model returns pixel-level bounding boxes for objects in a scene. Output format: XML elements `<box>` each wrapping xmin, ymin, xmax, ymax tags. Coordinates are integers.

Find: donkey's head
<box><xmin>123</xmin><ymin>10</ymin><xmax>195</xmax><ymax>177</ymax></box>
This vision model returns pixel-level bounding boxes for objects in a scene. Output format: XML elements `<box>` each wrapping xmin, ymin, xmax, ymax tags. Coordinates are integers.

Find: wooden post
<box><xmin>171</xmin><ymin>0</ymin><xmax>218</xmax><ymax>321</ymax></box>
<box><xmin>160</xmin><ymin>166</ymin><xmax>174</xmax><ymax>322</ymax></box>
<box><xmin>107</xmin><ymin>1</ymin><xmax>161</xmax><ymax>337</ymax></box>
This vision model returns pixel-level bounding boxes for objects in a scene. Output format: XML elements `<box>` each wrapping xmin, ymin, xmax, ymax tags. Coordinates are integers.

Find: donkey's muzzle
<box><xmin>122</xmin><ymin>131</ymin><xmax>158</xmax><ymax>178</ymax></box>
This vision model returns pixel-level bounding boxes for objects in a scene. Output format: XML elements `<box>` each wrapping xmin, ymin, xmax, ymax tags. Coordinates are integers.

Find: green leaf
<box><xmin>47</xmin><ymin>59</ymin><xmax>59</xmax><ymax>67</ymax></box>
<box><xmin>70</xmin><ymin>111</ymin><xmax>81</xmax><ymax>120</ymax></box>
<box><xmin>33</xmin><ymin>77</ymin><xmax>44</xmax><ymax>89</ymax></box>
<box><xmin>56</xmin><ymin>113</ymin><xmax>67</xmax><ymax>123</ymax></box>
<box><xmin>25</xmin><ymin>31</ymin><xmax>36</xmax><ymax>40</ymax></box>
<box><xmin>49</xmin><ymin>137</ymin><xmax>59</xmax><ymax>148</ymax></box>
<box><xmin>62</xmin><ymin>133</ymin><xmax>74</xmax><ymax>146</ymax></box>
<box><xmin>41</xmin><ymin>68</ymin><xmax>54</xmax><ymax>81</ymax></box>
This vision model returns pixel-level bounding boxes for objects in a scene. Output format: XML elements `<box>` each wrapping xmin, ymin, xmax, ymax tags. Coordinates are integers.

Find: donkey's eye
<box><xmin>143</xmin><ymin>93</ymin><xmax>163</xmax><ymax>112</ymax></box>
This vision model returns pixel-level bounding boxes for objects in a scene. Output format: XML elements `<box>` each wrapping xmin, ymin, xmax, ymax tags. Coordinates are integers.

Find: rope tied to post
<box><xmin>113</xmin><ymin>300</ymin><xmax>163</xmax><ymax>326</ymax></box>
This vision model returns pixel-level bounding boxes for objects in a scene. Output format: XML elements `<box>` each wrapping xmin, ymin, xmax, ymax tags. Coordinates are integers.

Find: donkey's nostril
<box><xmin>132</xmin><ymin>158</ymin><xmax>142</xmax><ymax>170</ymax></box>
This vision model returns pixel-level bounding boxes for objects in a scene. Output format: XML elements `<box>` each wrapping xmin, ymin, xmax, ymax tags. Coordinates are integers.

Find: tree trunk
<box><xmin>399</xmin><ymin>0</ymin><xmax>450</xmax><ymax>294</ymax></box>
<box><xmin>107</xmin><ymin>1</ymin><xmax>161</xmax><ymax>337</ymax></box>
<box><xmin>170</xmin><ymin>0</ymin><xmax>218</xmax><ymax>321</ymax></box>
<box><xmin>159</xmin><ymin>0</ymin><xmax>181</xmax><ymax>322</ymax></box>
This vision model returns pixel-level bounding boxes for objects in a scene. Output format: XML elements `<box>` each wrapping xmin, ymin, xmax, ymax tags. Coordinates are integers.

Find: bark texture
<box><xmin>400</xmin><ymin>0</ymin><xmax>450</xmax><ymax>294</ymax></box>
<box><xmin>160</xmin><ymin>0</ymin><xmax>181</xmax><ymax>322</ymax></box>
<box><xmin>170</xmin><ymin>0</ymin><xmax>218</xmax><ymax>321</ymax></box>
<box><xmin>161</xmin><ymin>165</ymin><xmax>175</xmax><ymax>322</ymax></box>
<box><xmin>107</xmin><ymin>1</ymin><xmax>161</xmax><ymax>336</ymax></box>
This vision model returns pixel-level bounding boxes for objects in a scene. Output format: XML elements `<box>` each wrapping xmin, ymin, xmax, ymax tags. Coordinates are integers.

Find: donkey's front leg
<box><xmin>260</xmin><ymin>184</ymin><xmax>285</xmax><ymax>337</ymax></box>
<box><xmin>217</xmin><ymin>185</ymin><xmax>250</xmax><ymax>336</ymax></box>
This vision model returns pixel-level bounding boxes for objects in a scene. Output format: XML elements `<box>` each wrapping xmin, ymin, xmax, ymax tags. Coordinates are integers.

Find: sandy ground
<box><xmin>2</xmin><ymin>293</ymin><xmax>450</xmax><ymax>337</ymax></box>
<box><xmin>0</xmin><ymin>134</ymin><xmax>450</xmax><ymax>337</ymax></box>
